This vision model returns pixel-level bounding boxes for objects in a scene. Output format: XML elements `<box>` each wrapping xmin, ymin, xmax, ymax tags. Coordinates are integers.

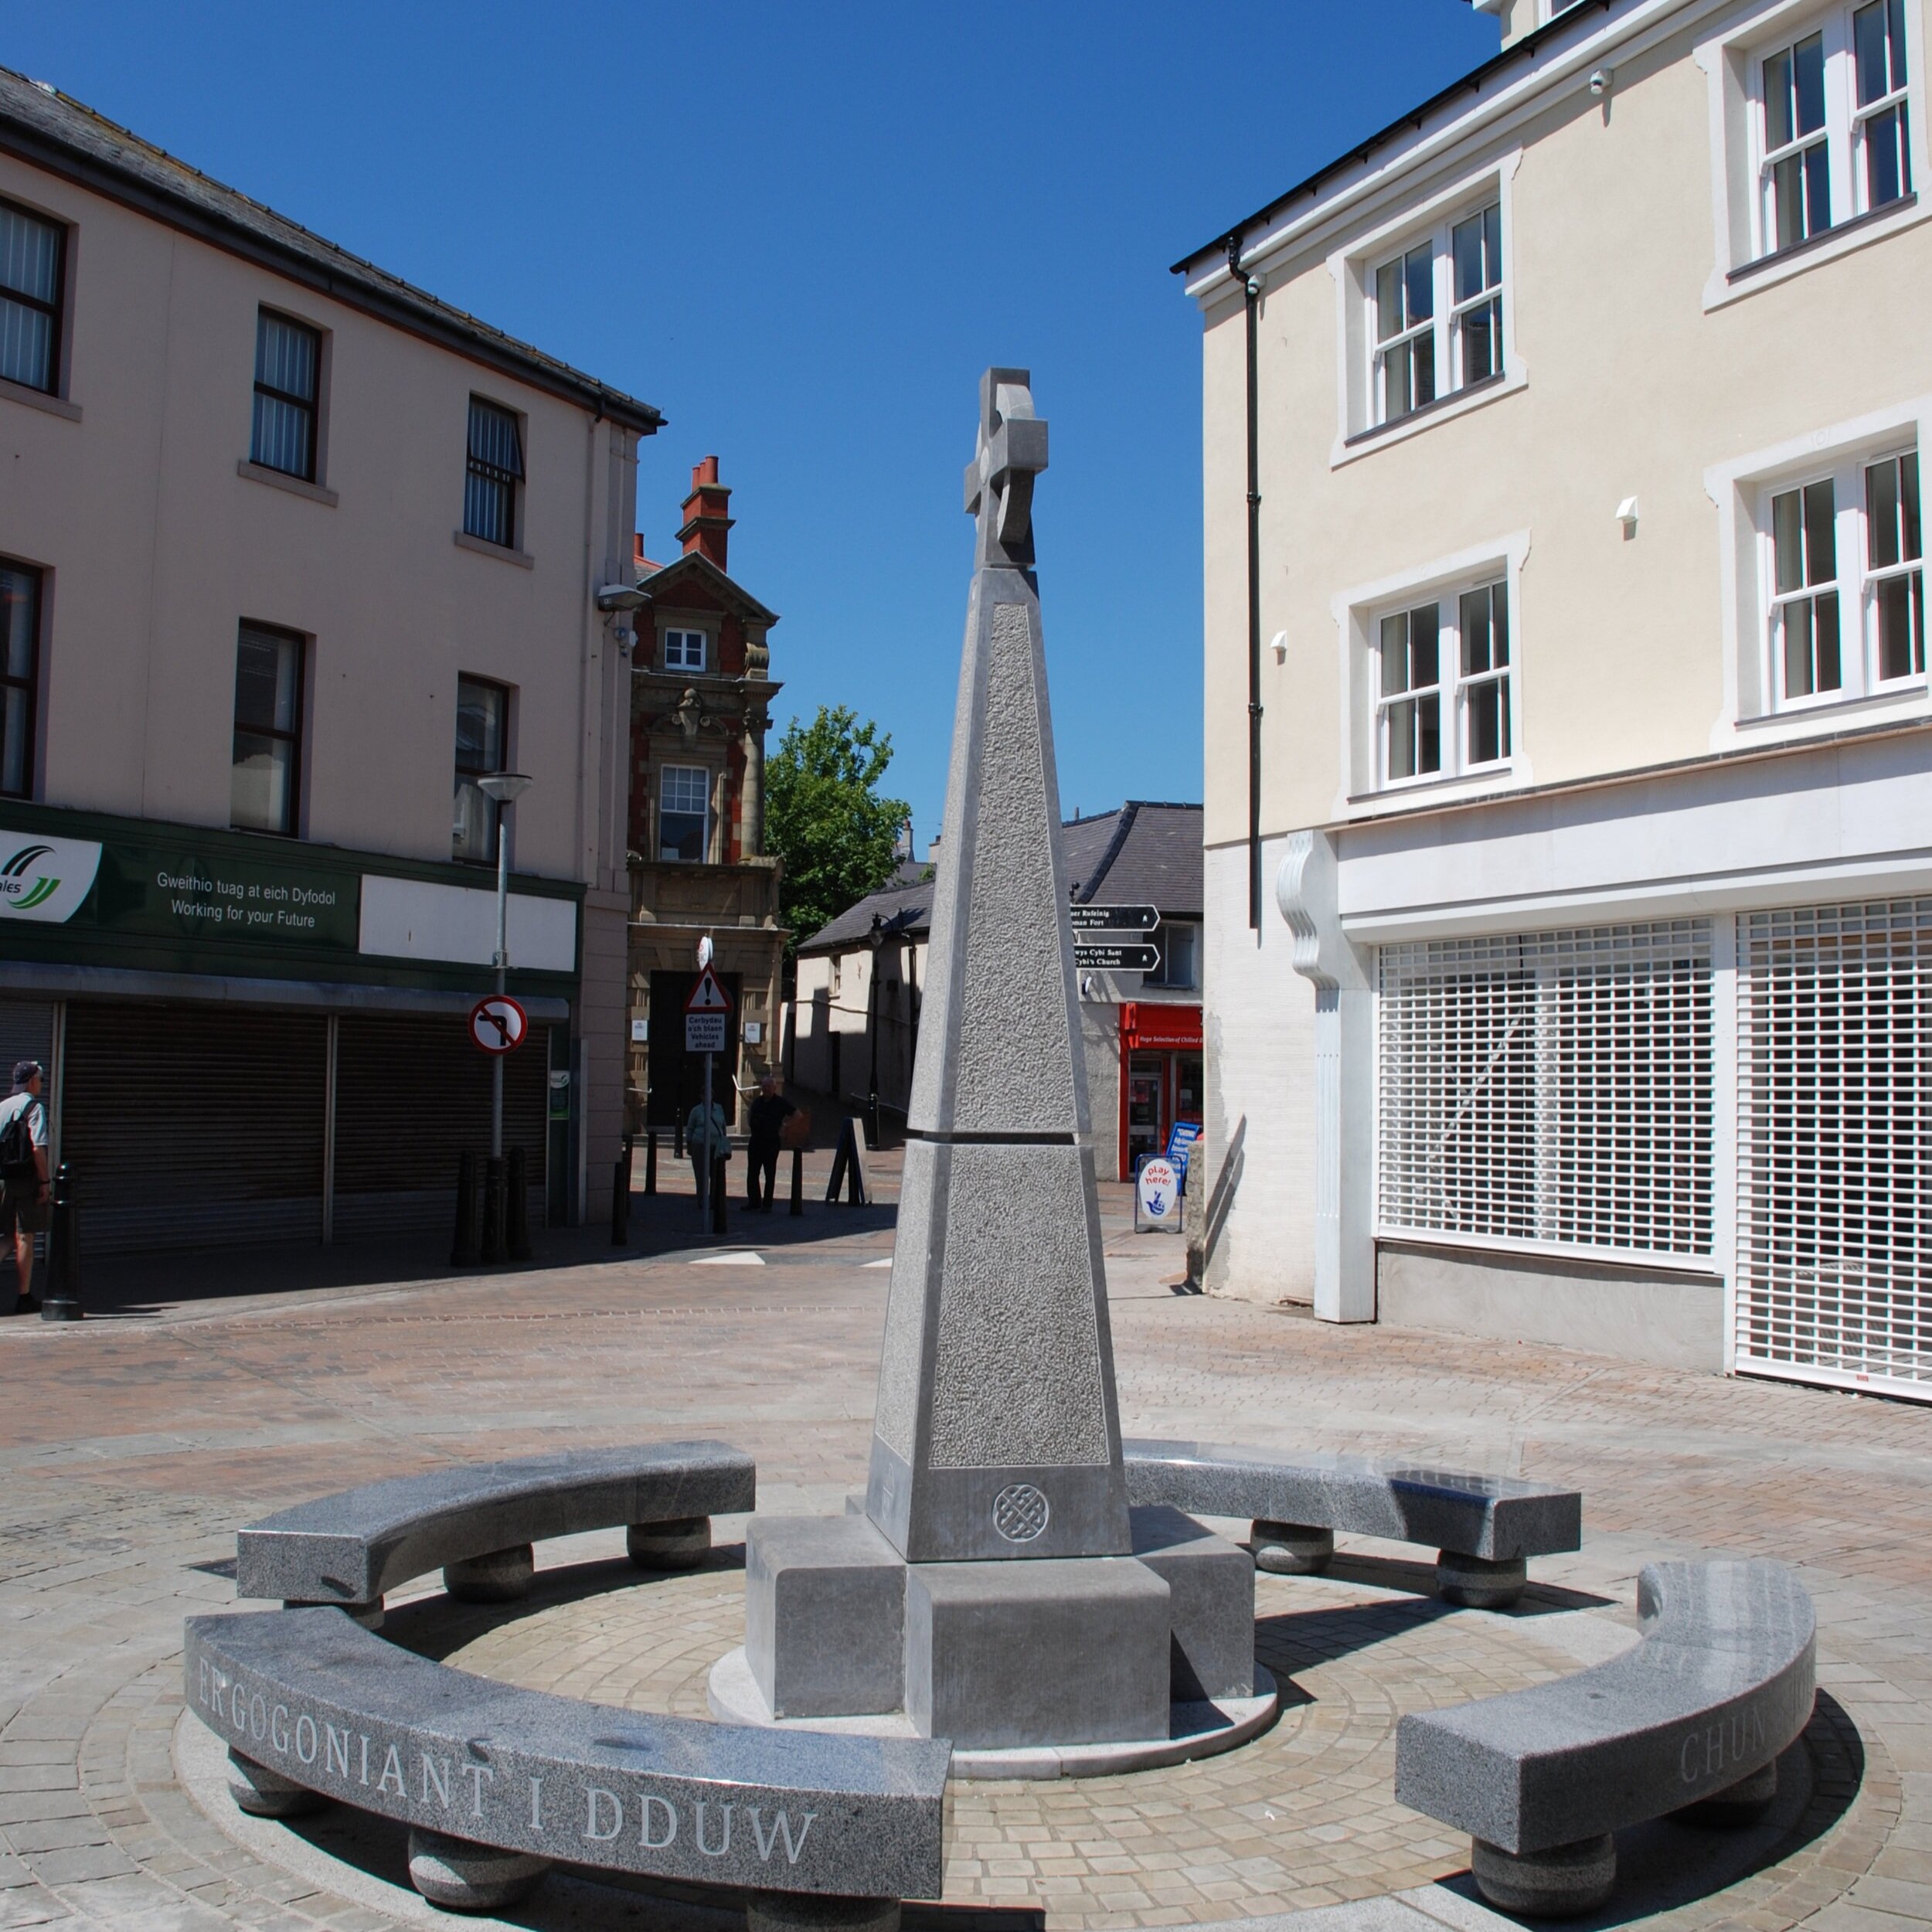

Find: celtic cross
<box><xmin>962</xmin><ymin>366</ymin><xmax>1049</xmax><ymax>573</ymax></box>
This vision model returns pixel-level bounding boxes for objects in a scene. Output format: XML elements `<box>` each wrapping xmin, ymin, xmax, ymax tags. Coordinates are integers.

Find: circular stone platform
<box><xmin>704</xmin><ymin>1646</ymin><xmax>1281</xmax><ymax>1779</ymax></box>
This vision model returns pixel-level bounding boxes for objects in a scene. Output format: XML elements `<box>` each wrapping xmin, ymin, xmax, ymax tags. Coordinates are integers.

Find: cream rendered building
<box><xmin>1180</xmin><ymin>0</ymin><xmax>1931</xmax><ymax>1392</ymax></box>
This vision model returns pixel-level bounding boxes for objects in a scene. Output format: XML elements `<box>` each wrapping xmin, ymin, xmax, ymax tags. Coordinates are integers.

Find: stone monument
<box><xmin>716</xmin><ymin>370</ymin><xmax>1259</xmax><ymax>1757</ymax></box>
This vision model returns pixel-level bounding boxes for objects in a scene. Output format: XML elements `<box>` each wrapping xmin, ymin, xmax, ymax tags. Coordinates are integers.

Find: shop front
<box><xmin>0</xmin><ymin>804</ymin><xmax>582</xmax><ymax>1253</ymax></box>
<box><xmin>1117</xmin><ymin>999</ymin><xmax>1204</xmax><ymax>1179</ymax></box>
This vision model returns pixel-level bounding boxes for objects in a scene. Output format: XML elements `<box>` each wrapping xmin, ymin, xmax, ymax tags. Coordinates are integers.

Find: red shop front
<box><xmin>1117</xmin><ymin>1000</ymin><xmax>1203</xmax><ymax>1179</ymax></box>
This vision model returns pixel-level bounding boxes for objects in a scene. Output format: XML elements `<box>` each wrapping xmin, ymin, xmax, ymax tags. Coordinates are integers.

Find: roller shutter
<box><xmin>61</xmin><ymin>1003</ymin><xmax>327</xmax><ymax>1252</ymax></box>
<box><xmin>333</xmin><ymin>1014</ymin><xmax>547</xmax><ymax>1239</ymax></box>
<box><xmin>0</xmin><ymin>1000</ymin><xmax>54</xmax><ymax>1099</ymax></box>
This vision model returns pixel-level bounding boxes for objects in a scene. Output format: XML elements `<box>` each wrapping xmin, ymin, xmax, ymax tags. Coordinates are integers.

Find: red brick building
<box><xmin>625</xmin><ymin>457</ymin><xmax>787</xmax><ymax>1131</ymax></box>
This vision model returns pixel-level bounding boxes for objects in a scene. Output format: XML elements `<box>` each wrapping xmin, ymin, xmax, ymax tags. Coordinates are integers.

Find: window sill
<box><xmin>1347</xmin><ymin>763</ymin><xmax>1519</xmax><ymax>810</ymax></box>
<box><xmin>0</xmin><ymin>376</ymin><xmax>80</xmax><ymax>423</ymax></box>
<box><xmin>1709</xmin><ymin>194</ymin><xmax>1925</xmax><ymax>308</ymax></box>
<box><xmin>454</xmin><ymin>529</ymin><xmax>534</xmax><ymax>569</ymax></box>
<box><xmin>1333</xmin><ymin>369</ymin><xmax>1523</xmax><ymax>468</ymax></box>
<box><xmin>1732</xmin><ymin>683</ymin><xmax>1929</xmax><ymax>735</ymax></box>
<box><xmin>236</xmin><ymin>459</ymin><xmax>337</xmax><ymax>506</ymax></box>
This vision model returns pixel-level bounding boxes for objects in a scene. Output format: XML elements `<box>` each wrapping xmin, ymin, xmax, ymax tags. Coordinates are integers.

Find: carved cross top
<box><xmin>963</xmin><ymin>366</ymin><xmax>1049</xmax><ymax>566</ymax></box>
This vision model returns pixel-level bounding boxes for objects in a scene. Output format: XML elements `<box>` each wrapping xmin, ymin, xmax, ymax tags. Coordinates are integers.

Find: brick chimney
<box><xmin>676</xmin><ymin>454</ymin><xmax>735</xmax><ymax>570</ymax></box>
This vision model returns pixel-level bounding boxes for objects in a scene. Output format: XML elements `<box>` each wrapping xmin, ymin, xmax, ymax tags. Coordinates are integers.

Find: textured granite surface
<box><xmin>1124</xmin><ymin>1439</ymin><xmax>1580</xmax><ymax>1561</ymax></box>
<box><xmin>1130</xmin><ymin>1505</ymin><xmax>1256</xmax><ymax>1702</ymax></box>
<box><xmin>236</xmin><ymin>1440</ymin><xmax>755</xmax><ymax>1603</ymax></box>
<box><xmin>185</xmin><ymin>1609</ymin><xmax>949</xmax><ymax>1899</ymax></box>
<box><xmin>1394</xmin><ymin>1559</ymin><xmax>1815</xmax><ymax>1855</ymax></box>
<box><xmin>747</xmin><ymin>1515</ymin><xmax>907</xmax><ymax>1718</ymax></box>
<box><xmin>903</xmin><ymin>1558</ymin><xmax>1169</xmax><ymax>1750</ymax></box>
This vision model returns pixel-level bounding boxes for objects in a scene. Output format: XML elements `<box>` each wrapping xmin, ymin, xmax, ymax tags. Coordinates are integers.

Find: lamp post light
<box><xmin>866</xmin><ymin>911</ymin><xmax>885</xmax><ymax>1152</ymax></box>
<box><xmin>474</xmin><ymin>774</ymin><xmax>532</xmax><ymax>1264</ymax></box>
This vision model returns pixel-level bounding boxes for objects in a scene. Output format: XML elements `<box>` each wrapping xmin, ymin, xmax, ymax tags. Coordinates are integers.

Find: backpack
<box><xmin>0</xmin><ymin>1097</ymin><xmax>38</xmax><ymax>1181</ymax></box>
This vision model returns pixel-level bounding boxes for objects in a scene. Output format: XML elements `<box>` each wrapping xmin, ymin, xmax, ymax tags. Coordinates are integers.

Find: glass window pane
<box><xmin>1783</xmin><ymin>602</ymin><xmax>1815</xmax><ymax>697</ymax></box>
<box><xmin>235</xmin><ymin>630</ymin><xmax>299</xmax><ymax>733</ymax></box>
<box><xmin>251</xmin><ymin>391</ymin><xmax>311</xmax><ymax>478</ymax></box>
<box><xmin>455</xmin><ymin>679</ymin><xmax>505</xmax><ymax>770</ymax></box>
<box><xmin>1467</xmin><ymin>681</ymin><xmax>1501</xmax><ymax>766</ymax></box>
<box><xmin>255</xmin><ymin>313</ymin><xmax>316</xmax><ymax>402</ymax></box>
<box><xmin>1773</xmin><ymin>489</ymin><xmax>1804</xmax><ymax>593</ymax></box>
<box><xmin>1866</xmin><ymin>103</ymin><xmax>1910</xmax><ymax>209</ymax></box>
<box><xmin>1803</xmin><ymin>141</ymin><xmax>1832</xmax><ymax>237</ymax></box>
<box><xmin>1773</xmin><ymin>154</ymin><xmax>1804</xmax><ymax>250</ymax></box>
<box><xmin>1376</xmin><ymin>259</ymin><xmax>1401</xmax><ymax>341</ymax></box>
<box><xmin>1461</xmin><ymin>587</ymin><xmax>1493</xmax><ymax>674</ymax></box>
<box><xmin>452</xmin><ymin>777</ymin><xmax>495</xmax><ymax>862</ymax></box>
<box><xmin>1876</xmin><ymin>571</ymin><xmax>1921</xmax><ymax>679</ymax></box>
<box><xmin>1815</xmin><ymin>590</ymin><xmax>1842</xmax><ymax>689</ymax></box>
<box><xmin>1804</xmin><ymin>480</ymin><xmax>1837</xmax><ymax>583</ymax></box>
<box><xmin>1903</xmin><ymin>452</ymin><xmax>1921</xmax><ymax>560</ymax></box>
<box><xmin>231</xmin><ymin>732</ymin><xmax>295</xmax><ymax>834</ymax></box>
<box><xmin>0</xmin><ymin>204</ymin><xmax>59</xmax><ymax>305</ymax></box>
<box><xmin>1855</xmin><ymin>0</ymin><xmax>1907</xmax><ymax>104</ymax></box>
<box><xmin>0</xmin><ymin>566</ymin><xmax>36</xmax><ymax>682</ymax></box>
<box><xmin>0</xmin><ymin>685</ymin><xmax>26</xmax><ymax>798</ymax></box>
<box><xmin>1794</xmin><ymin>33</ymin><xmax>1827</xmax><ymax>134</ymax></box>
<box><xmin>1387</xmin><ymin>698</ymin><xmax>1417</xmax><ymax>781</ymax></box>
<box><xmin>1417</xmin><ymin>694</ymin><xmax>1440</xmax><ymax>774</ymax></box>
<box><xmin>468</xmin><ymin>399</ymin><xmax>524</xmax><ymax>478</ymax></box>
<box><xmin>1766</xmin><ymin>49</ymin><xmax>1795</xmax><ymax>149</ymax></box>
<box><xmin>1381</xmin><ymin>614</ymin><xmax>1409</xmax><ymax>696</ymax></box>
<box><xmin>1869</xmin><ymin>457</ymin><xmax>1901</xmax><ymax>567</ymax></box>
<box><xmin>0</xmin><ymin>297</ymin><xmax>51</xmax><ymax>391</ymax></box>
<box><xmin>1404</xmin><ymin>245</ymin><xmax>1434</xmax><ymax>325</ymax></box>
<box><xmin>1410</xmin><ymin>604</ymin><xmax>1440</xmax><ymax>687</ymax></box>
<box><xmin>1413</xmin><ymin>336</ymin><xmax>1437</xmax><ymax>410</ymax></box>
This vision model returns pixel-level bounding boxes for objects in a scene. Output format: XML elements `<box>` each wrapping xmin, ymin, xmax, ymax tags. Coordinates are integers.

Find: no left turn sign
<box><xmin>469</xmin><ymin>995</ymin><xmax>529</xmax><ymax>1056</ymax></box>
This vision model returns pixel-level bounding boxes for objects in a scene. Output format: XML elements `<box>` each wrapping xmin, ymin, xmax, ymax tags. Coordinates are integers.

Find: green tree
<box><xmin>766</xmin><ymin>706</ymin><xmax>911</xmax><ymax>952</ymax></box>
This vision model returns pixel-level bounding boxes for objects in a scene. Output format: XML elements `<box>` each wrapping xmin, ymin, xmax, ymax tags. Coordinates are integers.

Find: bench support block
<box><xmin>747</xmin><ymin>1894</ymin><xmax>901</xmax><ymax>1932</ymax></box>
<box><xmin>1471</xmin><ymin>1834</ymin><xmax>1616</xmax><ymax>1917</ymax></box>
<box><xmin>284</xmin><ymin>1597</ymin><xmax>383</xmax><ymax>1629</ymax></box>
<box><xmin>407</xmin><ymin>1827</ymin><xmax>551</xmax><ymax>1910</ymax></box>
<box><xmin>628</xmin><ymin>1515</ymin><xmax>710</xmax><ymax>1570</ymax></box>
<box><xmin>1437</xmin><ymin>1551</ymin><xmax>1527</xmax><ymax>1608</ymax></box>
<box><xmin>227</xmin><ymin>1748</ymin><xmax>328</xmax><ymax>1818</ymax></box>
<box><xmin>1676</xmin><ymin>1757</ymin><xmax>1777</xmax><ymax>1823</ymax></box>
<box><xmin>443</xmin><ymin>1543</ymin><xmax>534</xmax><ymax>1604</ymax></box>
<box><xmin>1250</xmin><ymin>1521</ymin><xmax>1335</xmax><ymax>1575</ymax></box>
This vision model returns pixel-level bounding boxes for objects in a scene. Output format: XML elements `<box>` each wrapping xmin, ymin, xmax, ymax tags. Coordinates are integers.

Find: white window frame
<box><xmin>662</xmin><ymin>627</ymin><xmax>707</xmax><ymax>674</ymax></box>
<box><xmin>1327</xmin><ymin>154</ymin><xmax>1525</xmax><ymax>465</ymax></box>
<box><xmin>1707</xmin><ymin>398</ymin><xmax>1932</xmax><ymax>741</ymax></box>
<box><xmin>1699</xmin><ymin>0</ymin><xmax>1930</xmax><ymax>308</ymax></box>
<box><xmin>657</xmin><ymin>762</ymin><xmax>712</xmax><ymax>863</ymax></box>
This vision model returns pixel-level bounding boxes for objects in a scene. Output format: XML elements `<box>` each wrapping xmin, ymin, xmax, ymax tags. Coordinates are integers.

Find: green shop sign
<box><xmin>0</xmin><ymin>825</ymin><xmax>359</xmax><ymax>951</ymax></box>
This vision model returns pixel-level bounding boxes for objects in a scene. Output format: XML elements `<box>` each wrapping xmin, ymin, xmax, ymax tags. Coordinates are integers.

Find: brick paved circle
<box><xmin>0</xmin><ymin>1184</ymin><xmax>1921</xmax><ymax>1930</ymax></box>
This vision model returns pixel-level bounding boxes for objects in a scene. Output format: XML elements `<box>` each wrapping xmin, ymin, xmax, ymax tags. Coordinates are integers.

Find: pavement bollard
<box><xmin>451</xmin><ymin>1151</ymin><xmax>481</xmax><ymax>1267</ymax></box>
<box><xmin>611</xmin><ymin>1135</ymin><xmax>632</xmax><ymax>1246</ymax></box>
<box><xmin>40</xmin><ymin>1162</ymin><xmax>81</xmax><ymax>1321</ymax></box>
<box><xmin>712</xmin><ymin>1155</ymin><xmax>728</xmax><ymax>1235</ymax></box>
<box><xmin>789</xmin><ymin>1145</ymin><xmax>804</xmax><ymax>1217</ymax></box>
<box><xmin>644</xmin><ymin>1131</ymin><xmax>658</xmax><ymax>1196</ymax></box>
<box><xmin>480</xmin><ymin>1156</ymin><xmax>506</xmax><ymax>1264</ymax></box>
<box><xmin>505</xmin><ymin>1147</ymin><xmax>532</xmax><ymax>1261</ymax></box>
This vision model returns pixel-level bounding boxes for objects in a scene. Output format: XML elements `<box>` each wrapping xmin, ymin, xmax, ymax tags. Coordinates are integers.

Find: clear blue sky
<box><xmin>7</xmin><ymin>2</ymin><xmax>1498</xmax><ymax>849</ymax></box>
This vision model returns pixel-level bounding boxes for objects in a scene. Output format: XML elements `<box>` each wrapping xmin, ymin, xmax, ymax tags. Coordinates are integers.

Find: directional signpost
<box><xmin>685</xmin><ymin>960</ymin><xmax>732</xmax><ymax>1230</ymax></box>
<box><xmin>1072</xmin><ymin>903</ymin><xmax>1162</xmax><ymax>975</ymax></box>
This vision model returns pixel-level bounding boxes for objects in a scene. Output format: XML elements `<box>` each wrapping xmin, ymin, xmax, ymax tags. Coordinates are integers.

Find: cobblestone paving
<box><xmin>0</xmin><ymin>1175</ymin><xmax>1926</xmax><ymax>1930</ymax></box>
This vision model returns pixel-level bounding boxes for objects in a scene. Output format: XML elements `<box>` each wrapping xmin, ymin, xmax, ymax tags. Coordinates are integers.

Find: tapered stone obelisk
<box><xmin>864</xmin><ymin>368</ymin><xmax>1131</xmax><ymax>1565</ymax></box>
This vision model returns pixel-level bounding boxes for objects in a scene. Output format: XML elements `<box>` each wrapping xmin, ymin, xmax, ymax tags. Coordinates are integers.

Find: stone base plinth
<box><xmin>1131</xmin><ymin>1504</ymin><xmax>1255</xmax><ymax>1700</ymax></box>
<box><xmin>747</xmin><ymin>1515</ymin><xmax>905</xmax><ymax>1717</ymax></box>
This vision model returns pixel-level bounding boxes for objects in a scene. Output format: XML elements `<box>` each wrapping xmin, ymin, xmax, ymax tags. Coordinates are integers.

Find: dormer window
<box><xmin>665</xmin><ymin>628</ymin><xmax>706</xmax><ymax>673</ymax></box>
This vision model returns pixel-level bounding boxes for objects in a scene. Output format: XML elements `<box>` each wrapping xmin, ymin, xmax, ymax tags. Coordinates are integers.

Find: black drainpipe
<box><xmin>1226</xmin><ymin>232</ymin><xmax>1263</xmax><ymax>933</ymax></box>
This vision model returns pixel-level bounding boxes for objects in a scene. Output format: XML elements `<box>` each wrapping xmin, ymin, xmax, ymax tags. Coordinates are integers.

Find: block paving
<box><xmin>0</xmin><ymin>1166</ymin><xmax>1924</xmax><ymax>1930</ymax></box>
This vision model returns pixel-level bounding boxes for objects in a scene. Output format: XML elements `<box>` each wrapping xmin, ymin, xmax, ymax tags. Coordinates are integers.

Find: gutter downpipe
<box><xmin>1227</xmin><ymin>232</ymin><xmax>1263</xmax><ymax>933</ymax></box>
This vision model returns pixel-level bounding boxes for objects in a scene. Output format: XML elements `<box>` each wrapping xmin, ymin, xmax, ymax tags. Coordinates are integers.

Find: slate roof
<box><xmin>0</xmin><ymin>67</ymin><xmax>662</xmax><ymax>434</ymax></box>
<box><xmin>798</xmin><ymin>801</ymin><xmax>1202</xmax><ymax>955</ymax></box>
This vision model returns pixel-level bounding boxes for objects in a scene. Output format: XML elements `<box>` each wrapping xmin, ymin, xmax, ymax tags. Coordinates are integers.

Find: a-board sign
<box><xmin>1070</xmin><ymin>904</ymin><xmax>1159</xmax><ymax>933</ymax></box>
<box><xmin>685</xmin><ymin>966</ymin><xmax>731</xmax><ymax>1055</ymax></box>
<box><xmin>1135</xmin><ymin>1156</ymin><xmax>1182</xmax><ymax>1232</ymax></box>
<box><xmin>1074</xmin><ymin>941</ymin><xmax>1161</xmax><ymax>973</ymax></box>
<box><xmin>1166</xmin><ymin>1120</ymin><xmax>1202</xmax><ymax>1178</ymax></box>
<box><xmin>469</xmin><ymin>995</ymin><xmax>528</xmax><ymax>1056</ymax></box>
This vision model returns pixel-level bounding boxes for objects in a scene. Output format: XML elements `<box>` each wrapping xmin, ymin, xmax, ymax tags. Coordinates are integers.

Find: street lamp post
<box><xmin>476</xmin><ymin>771</ymin><xmax>532</xmax><ymax>1261</ymax></box>
<box><xmin>866</xmin><ymin>912</ymin><xmax>884</xmax><ymax>1151</ymax></box>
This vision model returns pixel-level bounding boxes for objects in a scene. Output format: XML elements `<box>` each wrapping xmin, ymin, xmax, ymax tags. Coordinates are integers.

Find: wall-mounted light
<box><xmin>1617</xmin><ymin>496</ymin><xmax>1639</xmax><ymax>538</ymax></box>
<box><xmin>1590</xmin><ymin>66</ymin><xmax>1614</xmax><ymax>97</ymax></box>
<box><xmin>596</xmin><ymin>581</ymin><xmax>648</xmax><ymax>655</ymax></box>
<box><xmin>1270</xmin><ymin>630</ymin><xmax>1288</xmax><ymax>665</ymax></box>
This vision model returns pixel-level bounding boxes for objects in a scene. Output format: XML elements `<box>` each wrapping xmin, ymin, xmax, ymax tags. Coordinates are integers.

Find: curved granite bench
<box><xmin>236</xmin><ymin>1440</ymin><xmax>755</xmax><ymax>1621</ymax></box>
<box><xmin>1395</xmin><ymin>1558</ymin><xmax>1815</xmax><ymax>1916</ymax></box>
<box><xmin>1124</xmin><ymin>1438</ymin><xmax>1580</xmax><ymax>1607</ymax></box>
<box><xmin>188</xmin><ymin>1607</ymin><xmax>946</xmax><ymax>1927</ymax></box>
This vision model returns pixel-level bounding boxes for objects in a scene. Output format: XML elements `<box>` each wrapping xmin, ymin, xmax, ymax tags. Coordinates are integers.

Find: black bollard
<box><xmin>711</xmin><ymin>1155</ymin><xmax>728</xmax><ymax>1234</ymax></box>
<box><xmin>480</xmin><ymin>1155</ymin><xmax>506</xmax><ymax>1264</ymax></box>
<box><xmin>40</xmin><ymin>1163</ymin><xmax>81</xmax><ymax>1321</ymax></box>
<box><xmin>644</xmin><ymin>1130</ymin><xmax>658</xmax><ymax>1196</ymax></box>
<box><xmin>674</xmin><ymin>1117</ymin><xmax>685</xmax><ymax>1160</ymax></box>
<box><xmin>789</xmin><ymin>1145</ymin><xmax>804</xmax><ymax>1217</ymax></box>
<box><xmin>451</xmin><ymin>1151</ymin><xmax>481</xmax><ymax>1267</ymax></box>
<box><xmin>611</xmin><ymin>1134</ymin><xmax>632</xmax><ymax>1246</ymax></box>
<box><xmin>505</xmin><ymin>1147</ymin><xmax>532</xmax><ymax>1261</ymax></box>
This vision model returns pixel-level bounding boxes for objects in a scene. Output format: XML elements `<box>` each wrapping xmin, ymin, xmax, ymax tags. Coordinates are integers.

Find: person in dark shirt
<box><xmin>746</xmin><ymin>1075</ymin><xmax>795</xmax><ymax>1213</ymax></box>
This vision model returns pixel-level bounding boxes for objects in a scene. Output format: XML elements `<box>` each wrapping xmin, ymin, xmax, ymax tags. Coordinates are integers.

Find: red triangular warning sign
<box><xmin>685</xmin><ymin>967</ymin><xmax>732</xmax><ymax>1013</ymax></box>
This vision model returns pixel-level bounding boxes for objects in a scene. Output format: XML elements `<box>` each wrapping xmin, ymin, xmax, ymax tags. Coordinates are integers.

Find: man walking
<box><xmin>746</xmin><ymin>1075</ymin><xmax>796</xmax><ymax>1212</ymax></box>
<box><xmin>0</xmin><ymin>1061</ymin><xmax>50</xmax><ymax>1315</ymax></box>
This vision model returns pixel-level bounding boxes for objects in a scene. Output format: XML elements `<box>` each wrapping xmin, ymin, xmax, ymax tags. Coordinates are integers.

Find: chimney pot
<box><xmin>677</xmin><ymin>454</ymin><xmax>736</xmax><ymax>572</ymax></box>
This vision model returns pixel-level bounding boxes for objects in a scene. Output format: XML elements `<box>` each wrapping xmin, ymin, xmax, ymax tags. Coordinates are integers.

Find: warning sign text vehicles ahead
<box><xmin>685</xmin><ymin>967</ymin><xmax>732</xmax><ymax>1055</ymax></box>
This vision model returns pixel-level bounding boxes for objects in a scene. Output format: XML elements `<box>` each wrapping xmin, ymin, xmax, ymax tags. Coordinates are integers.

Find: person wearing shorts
<box><xmin>0</xmin><ymin>1060</ymin><xmax>50</xmax><ymax>1315</ymax></box>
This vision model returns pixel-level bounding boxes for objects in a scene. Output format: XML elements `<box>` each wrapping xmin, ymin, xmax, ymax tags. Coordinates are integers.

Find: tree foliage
<box><xmin>765</xmin><ymin>706</ymin><xmax>911</xmax><ymax>952</ymax></box>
